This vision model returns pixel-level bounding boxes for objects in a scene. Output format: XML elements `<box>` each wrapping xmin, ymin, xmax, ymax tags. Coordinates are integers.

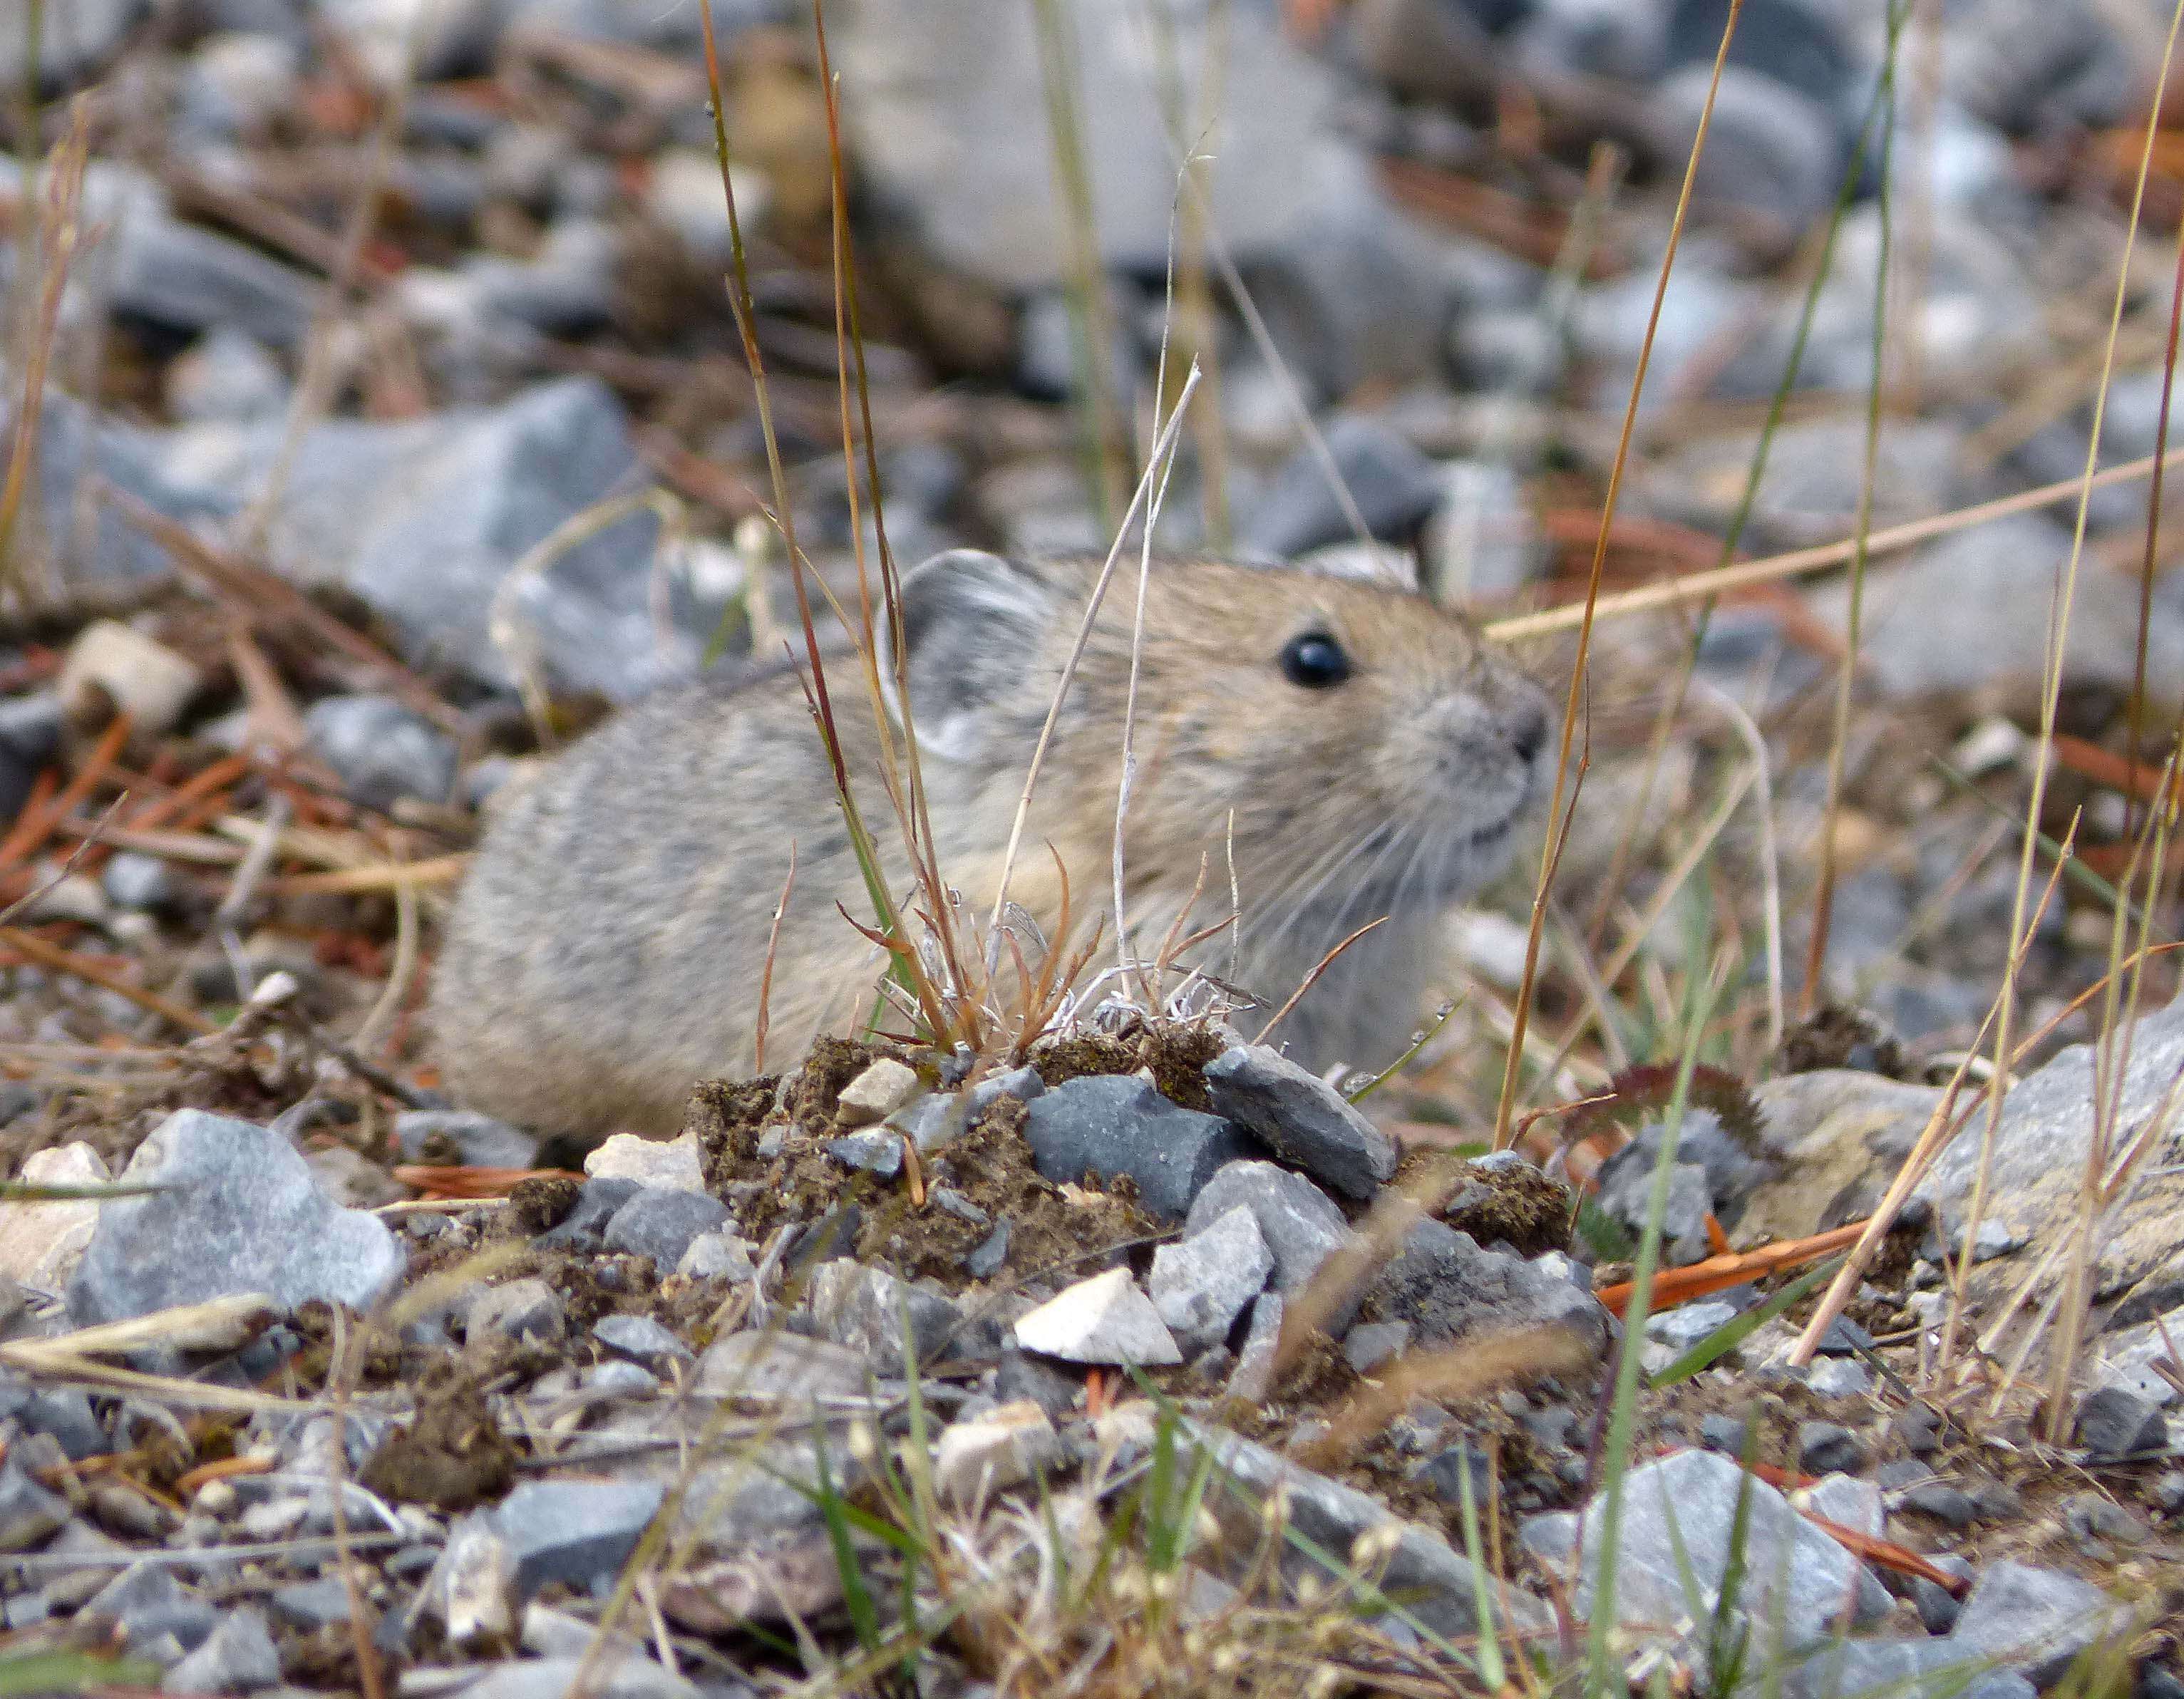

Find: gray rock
<box><xmin>175</xmin><ymin>377</ymin><xmax>691</xmax><ymax>702</ymax></box>
<box><xmin>1194</xmin><ymin>1427</ymin><xmax>1547</xmax><ymax>1641</ymax></box>
<box><xmin>426</xmin><ymin>1654</ymin><xmax>697</xmax><ymax>1699</ymax></box>
<box><xmin>1915</xmin><ymin>990</ymin><xmax>2184</xmax><ymax>1322</ymax></box>
<box><xmin>267</xmin><ymin>1578</ymin><xmax>354</xmax><ymax>1632</ymax></box>
<box><xmin>68</xmin><ymin>1109</ymin><xmax>403</xmax><ymax>1325</ymax></box>
<box><xmin>106</xmin><ymin>192</ymin><xmax>315</xmax><ymax>351</ymax></box>
<box><xmin>835</xmin><ymin>0</ymin><xmax>1348</xmax><ymax>293</ymax></box>
<box><xmin>1518</xmin><ymin>1509</ymin><xmax>1580</xmax><ymax>1566</ymax></box>
<box><xmin>602</xmin><ymin>1189</ymin><xmax>730</xmax><ymax>1273</ymax></box>
<box><xmin>1912</xmin><ymin>1572</ymin><xmax>1967</xmax><ymax>1635</ymax></box>
<box><xmin>803</xmin><ymin>1260</ymin><xmax>962</xmax><ymax>1371</ymax></box>
<box><xmin>395</xmin><ymin>1110</ymin><xmax>540</xmax><ymax>1172</ymax></box>
<box><xmin>161</xmin><ymin>1605</ymin><xmax>279</xmax><ymax>1694</ymax></box>
<box><xmin>594</xmin><ymin>1313</ymin><xmax>691</xmax><ymax>1373</ymax></box>
<box><xmin>1238</xmin><ymin>415</ymin><xmax>1445</xmax><ymax>559</ymax></box>
<box><xmin>1942</xmin><ymin>0</ymin><xmax>2140</xmax><ymax>130</ymax></box>
<box><xmin>1202</xmin><ymin>1044</ymin><xmax>1398</xmax><ymax>1202</ymax></box>
<box><xmin>694</xmin><ymin>1331</ymin><xmax>875</xmax><ymax>1403</ymax></box>
<box><xmin>1183</xmin><ymin>1161</ymin><xmax>1351</xmax><ymax>1293</ymax></box>
<box><xmin>994</xmin><ymin>1346</ymin><xmax>1081</xmax><ymax>1417</ymax></box>
<box><xmin>465</xmin><ymin>1279</ymin><xmax>566</xmax><ymax>1346</ymax></box>
<box><xmin>494</xmin><ymin>1479</ymin><xmax>666</xmax><ymax>1597</ymax></box>
<box><xmin>166</xmin><ymin>327</ymin><xmax>290</xmax><ymax>423</ymax></box>
<box><xmin>303</xmin><ymin>695</ymin><xmax>458</xmax><ymax>812</ymax></box>
<box><xmin>842</xmin><ymin>1063</ymin><xmax>922</xmax><ymax>1129</ymax></box>
<box><xmin>1644</xmin><ymin>1300</ymin><xmax>1739</xmax><ymax>1351</ymax></box>
<box><xmin>460</xmin><ymin>217</ymin><xmax>620</xmax><ymax>336</ymax></box>
<box><xmin>967</xmin><ymin>1066</ymin><xmax>1044</xmax><ymax>1116</ymax></box>
<box><xmin>1900</xmin><ymin>1480</ymin><xmax>1977</xmax><ymax>1532</ymax></box>
<box><xmin>1227</xmin><ymin>1291</ymin><xmax>1284</xmax><ymax>1403</ymax></box>
<box><xmin>0</xmin><ymin>0</ymin><xmax>140</xmax><ymax>89</ymax></box>
<box><xmin>1343</xmin><ymin>1321</ymin><xmax>1411</xmax><ymax>1375</ymax></box>
<box><xmin>515</xmin><ymin>0</ymin><xmax>780</xmax><ymax>52</ymax></box>
<box><xmin>1574</xmin><ymin>1449</ymin><xmax>1890</xmax><ymax>1661</ymax></box>
<box><xmin>101</xmin><ymin>852</ymin><xmax>181</xmax><ymax>915</ymax></box>
<box><xmin>22</xmin><ymin>1388</ymin><xmax>105</xmax><ymax>1460</ymax></box>
<box><xmin>949</xmin><ymin>1212</ymin><xmax>1003</xmax><ymax>1279</ymax></box>
<box><xmin>0</xmin><ymin>694</ymin><xmax>61</xmax><ymax>825</ymax></box>
<box><xmin>1576</xmin><ymin>256</ymin><xmax>1776</xmax><ymax>415</ymax></box>
<box><xmin>9</xmin><ymin>386</ymin><xmax>230</xmax><ymax>588</ymax></box>
<box><xmin>0</xmin><ymin>1455</ymin><xmax>70</xmax><ymax>1551</ymax></box>
<box><xmin>534</xmin><ymin>1177</ymin><xmax>639</xmax><ymax>1250</ymax></box>
<box><xmin>2076</xmin><ymin>1383</ymin><xmax>2166</xmax><ymax>1458</ymax></box>
<box><xmin>1650</xmin><ymin>63</ymin><xmax>1845</xmax><ymax>239</ymax></box>
<box><xmin>1796</xmin><ymin>1420</ymin><xmax>1864</xmax><ymax>1475</ymax></box>
<box><xmin>1513</xmin><ymin>0</ymin><xmax>1667</xmax><ymax>80</ymax></box>
<box><xmin>826</xmin><ymin>1130</ymin><xmax>904</xmax><ymax>1177</ymax></box>
<box><xmin>83</xmin><ymin>1561</ymin><xmax>219</xmax><ymax>1661</ymax></box>
<box><xmin>1792</xmin><ymin>1637</ymin><xmax>2036</xmax><ymax>1699</ymax></box>
<box><xmin>1594</xmin><ymin>1145</ymin><xmax>1714</xmax><ymax>1269</ymax></box>
<box><xmin>1812</xmin><ymin>514</ymin><xmax>2184</xmax><ymax>701</ymax></box>
<box><xmin>1947</xmin><ymin>1560</ymin><xmax>2133</xmax><ymax>1685</ymax></box>
<box><xmin>1801</xmin><ymin>1472</ymin><xmax>1881</xmax><ymax>1539</ymax></box>
<box><xmin>1362</xmin><ymin>1221</ymin><xmax>1610</xmax><ymax>1358</ymax></box>
<box><xmin>1803</xmin><ymin>1356</ymin><xmax>1873</xmax><ymax>1398</ymax></box>
<box><xmin>676</xmin><ymin>1231</ymin><xmax>757</xmax><ymax>1282</ymax></box>
<box><xmin>1148</xmin><ymin>1206</ymin><xmax>1275</xmax><ymax>1350</ymax></box>
<box><xmin>1023</xmin><ymin>1075</ymin><xmax>1251</xmax><ymax>1222</ymax></box>
<box><xmin>1423</xmin><ymin>458</ymin><xmax>1544</xmax><ymax>599</ymax></box>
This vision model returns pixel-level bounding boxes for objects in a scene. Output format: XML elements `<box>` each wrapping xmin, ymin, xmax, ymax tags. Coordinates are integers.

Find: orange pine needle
<box><xmin>392</xmin><ymin>1164</ymin><xmax>584</xmax><ymax>1199</ymax></box>
<box><xmin>1595</xmin><ymin>1220</ymin><xmax>1870</xmax><ymax>1317</ymax></box>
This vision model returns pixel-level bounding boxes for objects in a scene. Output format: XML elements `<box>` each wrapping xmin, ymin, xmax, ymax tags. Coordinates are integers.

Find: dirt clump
<box><xmin>359</xmin><ymin>1370</ymin><xmax>519</xmax><ymax>1510</ymax></box>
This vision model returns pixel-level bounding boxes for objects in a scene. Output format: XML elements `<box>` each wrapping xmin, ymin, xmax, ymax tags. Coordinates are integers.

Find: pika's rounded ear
<box><xmin>881</xmin><ymin>549</ymin><xmax>1054</xmax><ymax>761</ymax></box>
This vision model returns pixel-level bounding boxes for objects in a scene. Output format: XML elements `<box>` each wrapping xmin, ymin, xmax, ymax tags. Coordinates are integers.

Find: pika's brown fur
<box><xmin>431</xmin><ymin>550</ymin><xmax>1552</xmax><ymax>1137</ymax></box>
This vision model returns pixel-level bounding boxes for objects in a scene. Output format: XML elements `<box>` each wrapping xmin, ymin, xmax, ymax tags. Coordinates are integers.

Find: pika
<box><xmin>430</xmin><ymin>549</ymin><xmax>1552</xmax><ymax>1139</ymax></box>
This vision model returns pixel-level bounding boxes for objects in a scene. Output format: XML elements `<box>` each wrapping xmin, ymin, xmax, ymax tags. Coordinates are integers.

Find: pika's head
<box><xmin>884</xmin><ymin>547</ymin><xmax>1553</xmax><ymax>933</ymax></box>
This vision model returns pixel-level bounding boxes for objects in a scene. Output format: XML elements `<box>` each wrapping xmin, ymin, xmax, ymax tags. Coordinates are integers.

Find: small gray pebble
<box><xmin>1797</xmin><ymin>1420</ymin><xmax>1864</xmax><ymax>1475</ymax></box>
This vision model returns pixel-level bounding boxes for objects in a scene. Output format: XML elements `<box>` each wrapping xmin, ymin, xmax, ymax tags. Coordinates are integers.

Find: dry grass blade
<box><xmin>1300</xmin><ymin>1327</ymin><xmax>1599</xmax><ymax>1467</ymax></box>
<box><xmin>1490</xmin><ymin>0</ymin><xmax>1747</xmax><ymax>1150</ymax></box>
<box><xmin>0</xmin><ymin>1295</ymin><xmax>273</xmax><ymax>1371</ymax></box>
<box><xmin>987</xmin><ymin>361</ymin><xmax>1202</xmax><ymax>939</ymax></box>
<box><xmin>1789</xmin><ymin>824</ymin><xmax>2083</xmax><ymax>1363</ymax></box>
<box><xmin>103</xmin><ymin>485</ymin><xmax>463</xmax><ymax>733</ymax></box>
<box><xmin>754</xmin><ymin>839</ymin><xmax>796</xmax><ymax>1075</ymax></box>
<box><xmin>1937</xmin><ymin>0</ymin><xmax>2184</xmax><ymax>1388</ymax></box>
<box><xmin>0</xmin><ymin>792</ymin><xmax>126</xmax><ymax>927</ymax></box>
<box><xmin>1252</xmin><ymin>916</ymin><xmax>1384</xmax><ymax>1045</ymax></box>
<box><xmin>1483</xmin><ymin>440</ymin><xmax>2184</xmax><ymax>642</ymax></box>
<box><xmin>0</xmin><ymin>97</ymin><xmax>88</xmax><ymax>599</ymax></box>
<box><xmin>0</xmin><ymin>923</ymin><xmax>217</xmax><ymax>1036</ymax></box>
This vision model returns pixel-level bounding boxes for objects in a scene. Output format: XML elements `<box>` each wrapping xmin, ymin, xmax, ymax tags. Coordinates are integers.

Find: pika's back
<box><xmin>431</xmin><ymin>547</ymin><xmax>1552</xmax><ymax>1138</ymax></box>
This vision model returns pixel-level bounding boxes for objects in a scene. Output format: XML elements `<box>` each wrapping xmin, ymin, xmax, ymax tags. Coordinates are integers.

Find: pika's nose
<box><xmin>1507</xmin><ymin>696</ymin><xmax>1550</xmax><ymax>766</ymax></box>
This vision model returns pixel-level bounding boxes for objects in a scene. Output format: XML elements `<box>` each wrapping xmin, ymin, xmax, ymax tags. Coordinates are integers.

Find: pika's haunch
<box><xmin>431</xmin><ymin>549</ymin><xmax>1553</xmax><ymax>1137</ymax></box>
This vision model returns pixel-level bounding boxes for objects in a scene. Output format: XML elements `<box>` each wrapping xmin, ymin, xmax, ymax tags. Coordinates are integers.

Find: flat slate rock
<box><xmin>1203</xmin><ymin>1043</ymin><xmax>1398</xmax><ymax>1200</ymax></box>
<box><xmin>1023</xmin><ymin>1074</ymin><xmax>1251</xmax><ymax>1221</ymax></box>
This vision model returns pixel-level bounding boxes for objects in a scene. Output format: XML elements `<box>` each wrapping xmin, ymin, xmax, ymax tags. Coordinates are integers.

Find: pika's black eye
<box><xmin>1279</xmin><ymin>631</ymin><xmax>1351</xmax><ymax>689</ymax></box>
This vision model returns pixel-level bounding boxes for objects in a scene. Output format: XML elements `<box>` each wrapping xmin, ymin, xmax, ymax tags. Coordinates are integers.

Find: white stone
<box><xmin>836</xmin><ymin>1058</ymin><xmax>920</xmax><ymax>1128</ymax></box>
<box><xmin>0</xmin><ymin>1142</ymin><xmax>110</xmax><ymax>1290</ymax></box>
<box><xmin>433</xmin><ymin>1514</ymin><xmax>515</xmax><ymax>1653</ymax></box>
<box><xmin>1013</xmin><ymin>1267</ymin><xmax>1181</xmax><ymax>1366</ymax></box>
<box><xmin>646</xmin><ymin>149</ymin><xmax>770</xmax><ymax>264</ymax></box>
<box><xmin>584</xmin><ymin>1130</ymin><xmax>706</xmax><ymax>1194</ymax></box>
<box><xmin>58</xmin><ymin>621</ymin><xmax>203</xmax><ymax>736</ymax></box>
<box><xmin>931</xmin><ymin>1400</ymin><xmax>1061</xmax><ymax>1505</ymax></box>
